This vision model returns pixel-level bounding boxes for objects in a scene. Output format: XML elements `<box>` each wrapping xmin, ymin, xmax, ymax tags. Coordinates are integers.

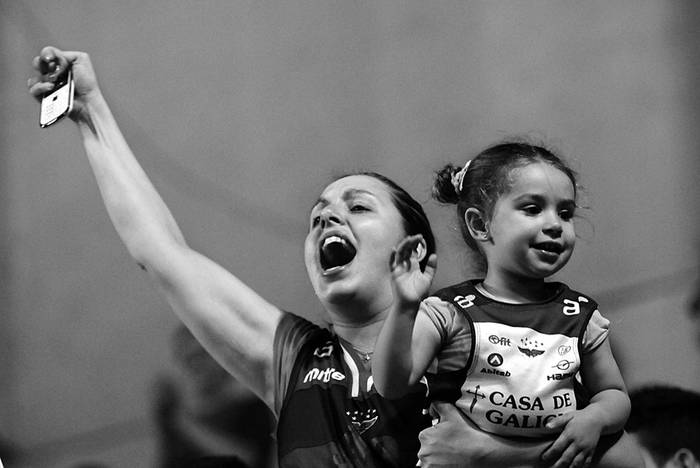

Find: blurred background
<box><xmin>1</xmin><ymin>1</ymin><xmax>699</xmax><ymax>466</ymax></box>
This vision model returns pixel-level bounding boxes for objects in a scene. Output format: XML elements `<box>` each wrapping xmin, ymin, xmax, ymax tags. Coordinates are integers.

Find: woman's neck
<box><xmin>325</xmin><ymin>303</ymin><xmax>389</xmax><ymax>353</ymax></box>
<box><xmin>481</xmin><ymin>271</ymin><xmax>552</xmax><ymax>303</ymax></box>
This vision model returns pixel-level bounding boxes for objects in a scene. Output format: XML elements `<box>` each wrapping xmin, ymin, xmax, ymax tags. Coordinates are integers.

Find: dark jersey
<box><xmin>274</xmin><ymin>313</ymin><xmax>430</xmax><ymax>468</ymax></box>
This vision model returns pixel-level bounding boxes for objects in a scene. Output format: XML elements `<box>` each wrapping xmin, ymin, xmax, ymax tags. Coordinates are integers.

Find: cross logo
<box><xmin>465</xmin><ymin>385</ymin><xmax>487</xmax><ymax>413</ymax></box>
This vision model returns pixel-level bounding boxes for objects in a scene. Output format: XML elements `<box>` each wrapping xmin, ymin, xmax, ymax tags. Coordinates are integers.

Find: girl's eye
<box><xmin>311</xmin><ymin>216</ymin><xmax>321</xmax><ymax>227</ymax></box>
<box><xmin>559</xmin><ymin>210</ymin><xmax>574</xmax><ymax>221</ymax></box>
<box><xmin>350</xmin><ymin>205</ymin><xmax>369</xmax><ymax>212</ymax></box>
<box><xmin>522</xmin><ymin>205</ymin><xmax>541</xmax><ymax>215</ymax></box>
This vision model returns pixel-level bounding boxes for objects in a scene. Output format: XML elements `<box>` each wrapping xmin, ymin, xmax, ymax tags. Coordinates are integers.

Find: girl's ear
<box><xmin>464</xmin><ymin>207</ymin><xmax>489</xmax><ymax>242</ymax></box>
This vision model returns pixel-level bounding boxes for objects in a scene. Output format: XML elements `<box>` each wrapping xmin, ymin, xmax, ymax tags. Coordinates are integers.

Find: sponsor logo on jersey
<box><xmin>552</xmin><ymin>359</ymin><xmax>574</xmax><ymax>371</ymax></box>
<box><xmin>480</xmin><ymin>367</ymin><xmax>511</xmax><ymax>377</ymax></box>
<box><xmin>546</xmin><ymin>371</ymin><xmax>575</xmax><ymax>381</ymax></box>
<box><xmin>303</xmin><ymin>367</ymin><xmax>346</xmax><ymax>384</ymax></box>
<box><xmin>487</xmin><ymin>353</ymin><xmax>504</xmax><ymax>367</ymax></box>
<box><xmin>480</xmin><ymin>390</ymin><xmax>575</xmax><ymax>431</ymax></box>
<box><xmin>518</xmin><ymin>337</ymin><xmax>545</xmax><ymax>358</ymax></box>
<box><xmin>489</xmin><ymin>335</ymin><xmax>511</xmax><ymax>347</ymax></box>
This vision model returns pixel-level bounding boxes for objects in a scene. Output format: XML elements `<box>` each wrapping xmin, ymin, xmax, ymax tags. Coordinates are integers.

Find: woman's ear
<box><xmin>464</xmin><ymin>207</ymin><xmax>489</xmax><ymax>242</ymax></box>
<box><xmin>413</xmin><ymin>236</ymin><xmax>427</xmax><ymax>263</ymax></box>
<box><xmin>673</xmin><ymin>448</ymin><xmax>700</xmax><ymax>468</ymax></box>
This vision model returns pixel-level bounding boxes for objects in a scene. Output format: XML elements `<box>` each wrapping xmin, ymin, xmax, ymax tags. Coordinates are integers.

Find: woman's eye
<box><xmin>350</xmin><ymin>205</ymin><xmax>368</xmax><ymax>212</ymax></box>
<box><xmin>311</xmin><ymin>216</ymin><xmax>321</xmax><ymax>227</ymax></box>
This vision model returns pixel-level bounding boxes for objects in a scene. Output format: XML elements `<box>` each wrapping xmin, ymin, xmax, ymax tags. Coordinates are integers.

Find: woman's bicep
<box><xmin>149</xmin><ymin>244</ymin><xmax>283</xmax><ymax>407</ymax></box>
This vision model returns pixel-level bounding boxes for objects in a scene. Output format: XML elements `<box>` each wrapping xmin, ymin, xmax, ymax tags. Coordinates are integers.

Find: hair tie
<box><xmin>451</xmin><ymin>160</ymin><xmax>472</xmax><ymax>193</ymax></box>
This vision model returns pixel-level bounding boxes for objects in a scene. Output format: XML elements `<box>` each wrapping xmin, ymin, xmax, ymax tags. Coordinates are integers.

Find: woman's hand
<box><xmin>418</xmin><ymin>402</ymin><xmax>548</xmax><ymax>468</ymax></box>
<box><xmin>390</xmin><ymin>234</ymin><xmax>437</xmax><ymax>308</ymax></box>
<box><xmin>28</xmin><ymin>46</ymin><xmax>101</xmax><ymax>122</ymax></box>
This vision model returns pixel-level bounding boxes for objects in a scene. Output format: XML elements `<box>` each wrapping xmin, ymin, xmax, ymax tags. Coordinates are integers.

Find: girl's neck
<box><xmin>481</xmin><ymin>272</ymin><xmax>553</xmax><ymax>303</ymax></box>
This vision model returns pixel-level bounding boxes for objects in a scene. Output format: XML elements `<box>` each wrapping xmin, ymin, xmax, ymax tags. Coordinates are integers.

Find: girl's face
<box><xmin>482</xmin><ymin>162</ymin><xmax>577</xmax><ymax>281</ymax></box>
<box><xmin>304</xmin><ymin>175</ymin><xmax>407</xmax><ymax>311</ymax></box>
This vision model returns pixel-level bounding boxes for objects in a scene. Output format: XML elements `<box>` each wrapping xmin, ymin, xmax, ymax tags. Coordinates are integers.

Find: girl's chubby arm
<box><xmin>543</xmin><ymin>339</ymin><xmax>642</xmax><ymax>467</ymax></box>
<box><xmin>372</xmin><ymin>234</ymin><xmax>438</xmax><ymax>399</ymax></box>
<box><xmin>28</xmin><ymin>46</ymin><xmax>282</xmax><ymax>409</ymax></box>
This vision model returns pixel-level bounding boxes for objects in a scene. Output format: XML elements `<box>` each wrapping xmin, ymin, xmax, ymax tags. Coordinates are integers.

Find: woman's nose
<box><xmin>320</xmin><ymin>208</ymin><xmax>342</xmax><ymax>228</ymax></box>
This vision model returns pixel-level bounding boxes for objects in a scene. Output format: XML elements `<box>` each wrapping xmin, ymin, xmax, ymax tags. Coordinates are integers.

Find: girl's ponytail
<box><xmin>432</xmin><ymin>163</ymin><xmax>461</xmax><ymax>205</ymax></box>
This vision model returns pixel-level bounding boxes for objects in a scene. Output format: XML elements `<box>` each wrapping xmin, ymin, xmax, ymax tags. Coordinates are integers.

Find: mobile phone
<box><xmin>39</xmin><ymin>69</ymin><xmax>74</xmax><ymax>128</ymax></box>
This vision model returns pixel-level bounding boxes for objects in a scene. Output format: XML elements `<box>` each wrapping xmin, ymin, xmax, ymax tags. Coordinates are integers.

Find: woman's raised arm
<box><xmin>28</xmin><ymin>47</ymin><xmax>282</xmax><ymax>408</ymax></box>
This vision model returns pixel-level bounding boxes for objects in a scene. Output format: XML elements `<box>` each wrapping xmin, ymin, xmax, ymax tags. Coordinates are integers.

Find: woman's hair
<box><xmin>627</xmin><ymin>385</ymin><xmax>700</xmax><ymax>463</ymax></box>
<box><xmin>432</xmin><ymin>139</ymin><xmax>577</xmax><ymax>252</ymax></box>
<box><xmin>350</xmin><ymin>171</ymin><xmax>436</xmax><ymax>270</ymax></box>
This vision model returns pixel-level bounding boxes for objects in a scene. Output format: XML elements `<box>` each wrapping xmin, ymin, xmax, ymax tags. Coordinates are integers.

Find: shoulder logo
<box><xmin>454</xmin><ymin>294</ymin><xmax>476</xmax><ymax>309</ymax></box>
<box><xmin>562</xmin><ymin>299</ymin><xmax>581</xmax><ymax>316</ymax></box>
<box><xmin>313</xmin><ymin>341</ymin><xmax>334</xmax><ymax>358</ymax></box>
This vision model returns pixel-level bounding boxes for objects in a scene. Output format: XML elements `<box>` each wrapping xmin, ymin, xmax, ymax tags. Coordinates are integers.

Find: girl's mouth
<box><xmin>532</xmin><ymin>241</ymin><xmax>564</xmax><ymax>254</ymax></box>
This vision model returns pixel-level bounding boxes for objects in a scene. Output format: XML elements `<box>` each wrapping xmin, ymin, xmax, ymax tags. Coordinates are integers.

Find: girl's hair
<box><xmin>432</xmin><ymin>139</ymin><xmax>577</xmax><ymax>252</ymax></box>
<box><xmin>348</xmin><ymin>171</ymin><xmax>436</xmax><ymax>270</ymax></box>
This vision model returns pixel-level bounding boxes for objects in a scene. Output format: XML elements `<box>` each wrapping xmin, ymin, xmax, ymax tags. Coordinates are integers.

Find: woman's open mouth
<box><xmin>319</xmin><ymin>235</ymin><xmax>357</xmax><ymax>273</ymax></box>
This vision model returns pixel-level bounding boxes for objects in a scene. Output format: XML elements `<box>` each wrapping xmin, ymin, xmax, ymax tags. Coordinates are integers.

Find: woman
<box><xmin>29</xmin><ymin>46</ymin><xmax>568</xmax><ymax>467</ymax></box>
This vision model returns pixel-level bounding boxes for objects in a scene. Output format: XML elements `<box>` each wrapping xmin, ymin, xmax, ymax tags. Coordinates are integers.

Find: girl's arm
<box><xmin>29</xmin><ymin>47</ymin><xmax>282</xmax><ymax>409</ymax></box>
<box><xmin>372</xmin><ymin>235</ymin><xmax>438</xmax><ymax>399</ymax></box>
<box><xmin>542</xmin><ymin>339</ymin><xmax>637</xmax><ymax>467</ymax></box>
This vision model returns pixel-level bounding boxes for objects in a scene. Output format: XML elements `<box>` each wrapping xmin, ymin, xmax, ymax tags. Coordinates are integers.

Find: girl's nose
<box><xmin>542</xmin><ymin>212</ymin><xmax>563</xmax><ymax>237</ymax></box>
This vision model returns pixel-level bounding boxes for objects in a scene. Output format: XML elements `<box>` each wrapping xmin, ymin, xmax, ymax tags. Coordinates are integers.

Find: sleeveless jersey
<box><xmin>427</xmin><ymin>280</ymin><xmax>599</xmax><ymax>438</ymax></box>
<box><xmin>275</xmin><ymin>314</ymin><xmax>430</xmax><ymax>468</ymax></box>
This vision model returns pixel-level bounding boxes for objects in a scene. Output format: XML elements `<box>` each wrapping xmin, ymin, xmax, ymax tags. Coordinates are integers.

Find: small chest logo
<box><xmin>518</xmin><ymin>337</ymin><xmax>545</xmax><ymax>358</ymax></box>
<box><xmin>347</xmin><ymin>408</ymin><xmax>378</xmax><ymax>434</ymax></box>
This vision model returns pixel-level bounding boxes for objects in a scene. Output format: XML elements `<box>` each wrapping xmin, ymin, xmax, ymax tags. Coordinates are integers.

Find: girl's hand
<box><xmin>390</xmin><ymin>234</ymin><xmax>437</xmax><ymax>308</ymax></box>
<box><xmin>28</xmin><ymin>46</ymin><xmax>101</xmax><ymax>122</ymax></box>
<box><xmin>542</xmin><ymin>409</ymin><xmax>604</xmax><ymax>468</ymax></box>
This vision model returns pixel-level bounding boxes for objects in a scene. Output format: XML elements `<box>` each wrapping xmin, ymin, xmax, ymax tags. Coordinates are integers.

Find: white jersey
<box><xmin>423</xmin><ymin>280</ymin><xmax>607</xmax><ymax>438</ymax></box>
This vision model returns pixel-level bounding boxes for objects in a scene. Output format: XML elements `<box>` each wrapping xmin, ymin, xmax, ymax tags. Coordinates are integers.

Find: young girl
<box><xmin>373</xmin><ymin>141</ymin><xmax>643</xmax><ymax>467</ymax></box>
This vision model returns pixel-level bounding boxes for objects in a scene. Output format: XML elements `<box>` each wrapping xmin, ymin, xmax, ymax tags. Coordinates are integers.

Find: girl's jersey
<box><xmin>423</xmin><ymin>280</ymin><xmax>609</xmax><ymax>438</ymax></box>
<box><xmin>273</xmin><ymin>313</ymin><xmax>431</xmax><ymax>468</ymax></box>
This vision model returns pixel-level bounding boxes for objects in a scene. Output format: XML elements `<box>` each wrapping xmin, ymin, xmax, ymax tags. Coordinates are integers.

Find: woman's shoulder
<box><xmin>275</xmin><ymin>311</ymin><xmax>336</xmax><ymax>353</ymax></box>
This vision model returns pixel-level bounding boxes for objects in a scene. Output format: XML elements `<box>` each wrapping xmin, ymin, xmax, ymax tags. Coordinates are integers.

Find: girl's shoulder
<box><xmin>429</xmin><ymin>279</ymin><xmax>481</xmax><ymax>301</ymax></box>
<box><xmin>553</xmin><ymin>282</ymin><xmax>599</xmax><ymax>309</ymax></box>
